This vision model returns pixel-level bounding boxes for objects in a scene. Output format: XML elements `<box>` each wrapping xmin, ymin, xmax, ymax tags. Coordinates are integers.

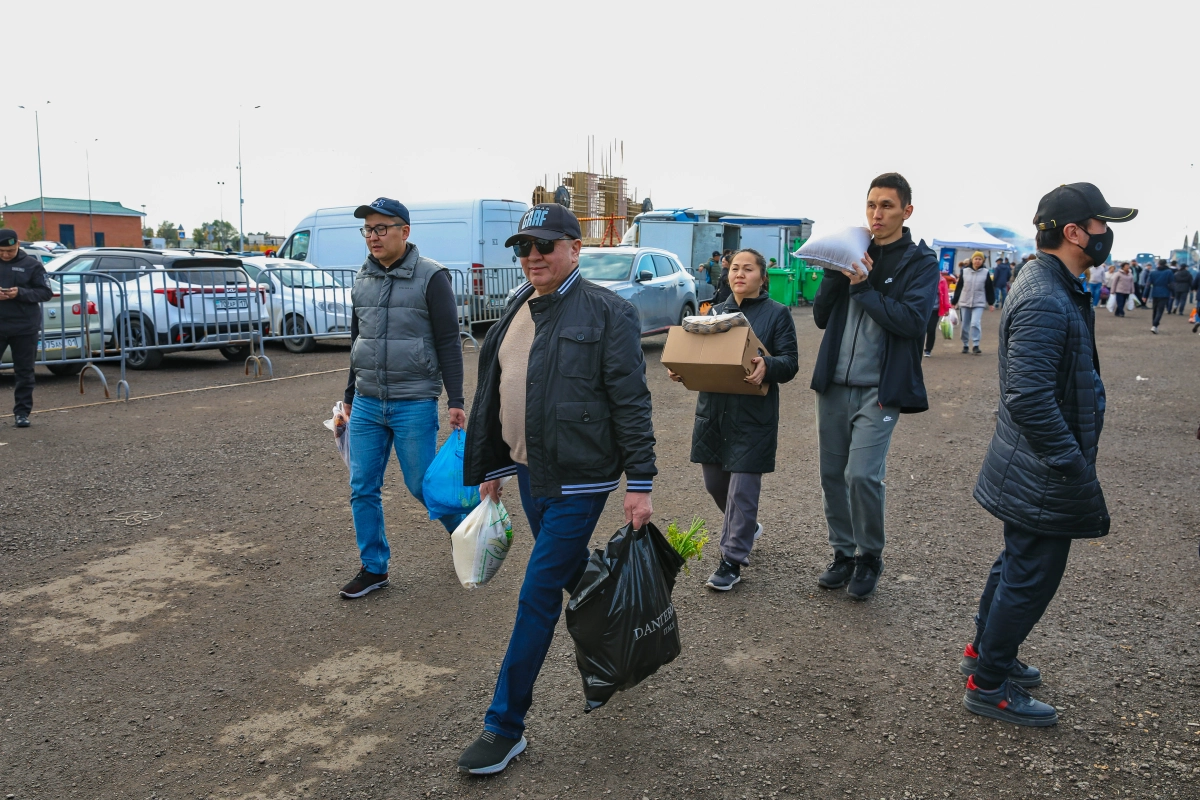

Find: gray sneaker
<box><xmin>457</xmin><ymin>731</ymin><xmax>527</xmax><ymax>775</ymax></box>
<box><xmin>846</xmin><ymin>554</ymin><xmax>884</xmax><ymax>599</ymax></box>
<box><xmin>705</xmin><ymin>560</ymin><xmax>741</xmax><ymax>591</ymax></box>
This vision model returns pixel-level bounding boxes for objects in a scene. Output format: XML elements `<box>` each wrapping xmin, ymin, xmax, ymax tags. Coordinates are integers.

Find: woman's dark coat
<box><xmin>689</xmin><ymin>291</ymin><xmax>798</xmax><ymax>473</ymax></box>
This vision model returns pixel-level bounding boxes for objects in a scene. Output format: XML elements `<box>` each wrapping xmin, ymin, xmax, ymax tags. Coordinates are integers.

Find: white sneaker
<box><xmin>1152</xmin><ymin>326</ymin><xmax>1158</xmax><ymax>334</ymax></box>
<box><xmin>753</xmin><ymin>522</ymin><xmax>763</xmax><ymax>542</ymax></box>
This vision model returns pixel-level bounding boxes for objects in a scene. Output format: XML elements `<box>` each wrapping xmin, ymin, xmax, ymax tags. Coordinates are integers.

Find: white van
<box><xmin>278</xmin><ymin>198</ymin><xmax>528</xmax><ymax>281</ymax></box>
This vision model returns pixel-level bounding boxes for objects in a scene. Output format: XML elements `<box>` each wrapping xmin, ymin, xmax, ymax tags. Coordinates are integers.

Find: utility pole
<box><xmin>237</xmin><ymin>106</ymin><xmax>260</xmax><ymax>255</ymax></box>
<box><xmin>85</xmin><ymin>141</ymin><xmax>96</xmax><ymax>246</ymax></box>
<box><xmin>18</xmin><ymin>103</ymin><xmax>49</xmax><ymax>239</ymax></box>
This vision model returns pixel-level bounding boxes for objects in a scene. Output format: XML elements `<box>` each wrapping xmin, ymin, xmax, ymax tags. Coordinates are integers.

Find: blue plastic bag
<box><xmin>422</xmin><ymin>429</ymin><xmax>481</xmax><ymax>520</ymax></box>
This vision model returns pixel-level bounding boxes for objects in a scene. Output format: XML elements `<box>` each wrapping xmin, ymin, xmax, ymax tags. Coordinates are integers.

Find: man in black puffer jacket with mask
<box><xmin>963</xmin><ymin>183</ymin><xmax>1136</xmax><ymax>727</ymax></box>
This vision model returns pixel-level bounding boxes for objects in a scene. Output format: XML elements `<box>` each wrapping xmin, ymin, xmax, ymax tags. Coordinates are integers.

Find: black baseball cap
<box><xmin>354</xmin><ymin>197</ymin><xmax>410</xmax><ymax>224</ymax></box>
<box><xmin>0</xmin><ymin>229</ymin><xmax>17</xmax><ymax>246</ymax></box>
<box><xmin>1033</xmin><ymin>183</ymin><xmax>1137</xmax><ymax>231</ymax></box>
<box><xmin>504</xmin><ymin>203</ymin><xmax>582</xmax><ymax>246</ymax></box>
<box><xmin>711</xmin><ymin>250</ymin><xmax>721</xmax><ymax>258</ymax></box>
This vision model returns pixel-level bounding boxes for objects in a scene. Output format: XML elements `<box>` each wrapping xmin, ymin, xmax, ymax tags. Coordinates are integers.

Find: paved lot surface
<box><xmin>1</xmin><ymin>304</ymin><xmax>1197</xmax><ymax>800</ymax></box>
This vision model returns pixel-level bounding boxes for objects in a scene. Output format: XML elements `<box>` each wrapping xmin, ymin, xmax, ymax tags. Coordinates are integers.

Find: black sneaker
<box><xmin>846</xmin><ymin>554</ymin><xmax>883</xmax><ymax>599</ymax></box>
<box><xmin>959</xmin><ymin>643</ymin><xmax>1042</xmax><ymax>688</ymax></box>
<box><xmin>14</xmin><ymin>415</ymin><xmax>30</xmax><ymax>428</ymax></box>
<box><xmin>972</xmin><ymin>346</ymin><xmax>982</xmax><ymax>355</ymax></box>
<box><xmin>923</xmin><ymin>350</ymin><xmax>931</xmax><ymax>358</ymax></box>
<box><xmin>963</xmin><ymin>675</ymin><xmax>1057</xmax><ymax>727</ymax></box>
<box><xmin>705</xmin><ymin>560</ymin><xmax>741</xmax><ymax>591</ymax></box>
<box><xmin>961</xmin><ymin>345</ymin><xmax>969</xmax><ymax>354</ymax></box>
<box><xmin>818</xmin><ymin>554</ymin><xmax>855</xmax><ymax>589</ymax></box>
<box><xmin>457</xmin><ymin>730</ymin><xmax>526</xmax><ymax>775</ymax></box>
<box><xmin>339</xmin><ymin>566</ymin><xmax>389</xmax><ymax>599</ymax></box>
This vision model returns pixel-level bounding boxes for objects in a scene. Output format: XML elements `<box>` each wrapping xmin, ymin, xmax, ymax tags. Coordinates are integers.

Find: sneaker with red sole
<box><xmin>963</xmin><ymin>675</ymin><xmax>1057</xmax><ymax>727</ymax></box>
<box><xmin>959</xmin><ymin>643</ymin><xmax>1042</xmax><ymax>687</ymax></box>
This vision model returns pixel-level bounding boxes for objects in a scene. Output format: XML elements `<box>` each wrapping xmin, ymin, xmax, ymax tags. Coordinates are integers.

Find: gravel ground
<box><xmin>1</xmin><ymin>302</ymin><xmax>1197</xmax><ymax>800</ymax></box>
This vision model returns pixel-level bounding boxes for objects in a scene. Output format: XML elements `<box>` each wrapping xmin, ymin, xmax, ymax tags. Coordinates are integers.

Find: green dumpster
<box><xmin>767</xmin><ymin>268</ymin><xmax>797</xmax><ymax>306</ymax></box>
<box><xmin>800</xmin><ymin>266</ymin><xmax>824</xmax><ymax>303</ymax></box>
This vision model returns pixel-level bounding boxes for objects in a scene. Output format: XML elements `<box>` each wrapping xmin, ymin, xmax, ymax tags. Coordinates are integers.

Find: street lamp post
<box><xmin>17</xmin><ymin>102</ymin><xmax>49</xmax><ymax>239</ymax></box>
<box><xmin>237</xmin><ymin>105</ymin><xmax>261</xmax><ymax>255</ymax></box>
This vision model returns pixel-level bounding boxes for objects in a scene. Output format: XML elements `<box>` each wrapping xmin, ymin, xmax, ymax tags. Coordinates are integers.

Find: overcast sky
<box><xmin>3</xmin><ymin>1</ymin><xmax>1194</xmax><ymax>258</ymax></box>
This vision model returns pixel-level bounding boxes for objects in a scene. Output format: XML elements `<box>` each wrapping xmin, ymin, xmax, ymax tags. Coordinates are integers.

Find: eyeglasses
<box><xmin>359</xmin><ymin>224</ymin><xmax>406</xmax><ymax>238</ymax></box>
<box><xmin>512</xmin><ymin>238</ymin><xmax>559</xmax><ymax>258</ymax></box>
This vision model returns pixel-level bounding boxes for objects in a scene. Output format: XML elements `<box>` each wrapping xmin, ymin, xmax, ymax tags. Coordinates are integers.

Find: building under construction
<box><xmin>532</xmin><ymin>140</ymin><xmax>649</xmax><ymax>246</ymax></box>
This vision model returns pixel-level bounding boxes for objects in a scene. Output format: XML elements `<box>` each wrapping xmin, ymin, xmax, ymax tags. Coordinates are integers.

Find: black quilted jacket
<box><xmin>973</xmin><ymin>252</ymin><xmax>1109</xmax><ymax>538</ymax></box>
<box><xmin>689</xmin><ymin>292</ymin><xmax>798</xmax><ymax>473</ymax></box>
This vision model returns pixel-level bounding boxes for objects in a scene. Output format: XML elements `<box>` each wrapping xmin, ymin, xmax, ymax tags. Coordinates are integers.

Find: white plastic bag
<box><xmin>1105</xmin><ymin>293</ymin><xmax>1117</xmax><ymax>313</ymax></box>
<box><xmin>794</xmin><ymin>226</ymin><xmax>872</xmax><ymax>273</ymax></box>
<box><xmin>1125</xmin><ymin>294</ymin><xmax>1136</xmax><ymax>311</ymax></box>
<box><xmin>948</xmin><ymin>308</ymin><xmax>959</xmax><ymax>327</ymax></box>
<box><xmin>451</xmin><ymin>477</ymin><xmax>514</xmax><ymax>588</ymax></box>
<box><xmin>322</xmin><ymin>401</ymin><xmax>351</xmax><ymax>468</ymax></box>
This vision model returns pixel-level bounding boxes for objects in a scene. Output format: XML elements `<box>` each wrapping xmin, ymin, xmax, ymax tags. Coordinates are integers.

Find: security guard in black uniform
<box><xmin>0</xmin><ymin>228</ymin><xmax>52</xmax><ymax>427</ymax></box>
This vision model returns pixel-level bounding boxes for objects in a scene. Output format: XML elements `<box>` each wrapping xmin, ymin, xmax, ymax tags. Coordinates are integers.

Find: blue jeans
<box><xmin>1087</xmin><ymin>282</ymin><xmax>1102</xmax><ymax>306</ymax></box>
<box><xmin>959</xmin><ymin>306</ymin><xmax>983</xmax><ymax>347</ymax></box>
<box><xmin>994</xmin><ymin>285</ymin><xmax>1008</xmax><ymax>308</ymax></box>
<box><xmin>972</xmin><ymin>523</ymin><xmax>1071</xmax><ymax>687</ymax></box>
<box><xmin>484</xmin><ymin>464</ymin><xmax>608</xmax><ymax>739</ymax></box>
<box><xmin>348</xmin><ymin>394</ymin><xmax>464</xmax><ymax>574</ymax></box>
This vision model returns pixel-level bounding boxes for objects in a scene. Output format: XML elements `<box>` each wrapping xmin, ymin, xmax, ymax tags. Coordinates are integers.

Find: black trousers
<box><xmin>1173</xmin><ymin>291</ymin><xmax>1189</xmax><ymax>314</ymax></box>
<box><xmin>1152</xmin><ymin>297</ymin><xmax>1169</xmax><ymax>326</ymax></box>
<box><xmin>0</xmin><ymin>331</ymin><xmax>37</xmax><ymax>417</ymax></box>
<box><xmin>972</xmin><ymin>522</ymin><xmax>1072</xmax><ymax>687</ymax></box>
<box><xmin>1114</xmin><ymin>293</ymin><xmax>1129</xmax><ymax>317</ymax></box>
<box><xmin>924</xmin><ymin>309</ymin><xmax>940</xmax><ymax>353</ymax></box>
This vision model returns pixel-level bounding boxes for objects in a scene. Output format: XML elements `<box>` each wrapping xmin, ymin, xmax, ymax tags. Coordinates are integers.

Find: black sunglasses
<box><xmin>512</xmin><ymin>238</ymin><xmax>559</xmax><ymax>258</ymax></box>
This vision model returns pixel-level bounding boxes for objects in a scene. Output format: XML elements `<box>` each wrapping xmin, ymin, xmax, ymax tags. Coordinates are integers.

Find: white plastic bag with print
<box><xmin>451</xmin><ymin>476</ymin><xmax>514</xmax><ymax>588</ymax></box>
<box><xmin>322</xmin><ymin>401</ymin><xmax>351</xmax><ymax>468</ymax></box>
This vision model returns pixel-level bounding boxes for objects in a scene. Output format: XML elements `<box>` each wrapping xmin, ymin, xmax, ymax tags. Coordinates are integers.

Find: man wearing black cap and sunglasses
<box><xmin>337</xmin><ymin>198</ymin><xmax>467</xmax><ymax>599</ymax></box>
<box><xmin>457</xmin><ymin>203</ymin><xmax>656</xmax><ymax>775</ymax></box>
<box><xmin>963</xmin><ymin>183</ymin><xmax>1135</xmax><ymax>727</ymax></box>
<box><xmin>0</xmin><ymin>228</ymin><xmax>53</xmax><ymax>428</ymax></box>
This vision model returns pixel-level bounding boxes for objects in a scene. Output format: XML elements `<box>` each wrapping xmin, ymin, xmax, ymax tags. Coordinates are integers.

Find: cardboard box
<box><xmin>661</xmin><ymin>325</ymin><xmax>771</xmax><ymax>396</ymax></box>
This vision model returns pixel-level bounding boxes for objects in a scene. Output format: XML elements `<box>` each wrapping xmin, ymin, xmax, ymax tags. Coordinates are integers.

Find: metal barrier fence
<box><xmin>89</xmin><ymin>265</ymin><xmax>273</xmax><ymax>378</ymax></box>
<box><xmin>450</xmin><ymin>266</ymin><xmax>527</xmax><ymax>348</ymax></box>
<box><xmin>1</xmin><ymin>272</ymin><xmax>130</xmax><ymax>400</ymax></box>
<box><xmin>247</xmin><ymin>267</ymin><xmax>356</xmax><ymax>359</ymax></box>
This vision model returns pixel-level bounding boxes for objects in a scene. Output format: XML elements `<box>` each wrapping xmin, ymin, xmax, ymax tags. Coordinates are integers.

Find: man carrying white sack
<box><xmin>808</xmin><ymin>173</ymin><xmax>939</xmax><ymax>599</ymax></box>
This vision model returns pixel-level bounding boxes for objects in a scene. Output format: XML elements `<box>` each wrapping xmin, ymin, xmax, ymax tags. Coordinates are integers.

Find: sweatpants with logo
<box><xmin>972</xmin><ymin>523</ymin><xmax>1072</xmax><ymax>687</ymax></box>
<box><xmin>816</xmin><ymin>384</ymin><xmax>900</xmax><ymax>559</ymax></box>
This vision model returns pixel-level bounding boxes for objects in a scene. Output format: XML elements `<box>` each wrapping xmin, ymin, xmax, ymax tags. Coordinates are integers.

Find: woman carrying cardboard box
<box><xmin>667</xmin><ymin>248</ymin><xmax>799</xmax><ymax>591</ymax></box>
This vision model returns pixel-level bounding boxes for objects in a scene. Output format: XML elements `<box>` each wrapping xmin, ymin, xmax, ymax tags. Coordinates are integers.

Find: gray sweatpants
<box><xmin>815</xmin><ymin>384</ymin><xmax>899</xmax><ymax>559</ymax></box>
<box><xmin>701</xmin><ymin>464</ymin><xmax>762</xmax><ymax>567</ymax></box>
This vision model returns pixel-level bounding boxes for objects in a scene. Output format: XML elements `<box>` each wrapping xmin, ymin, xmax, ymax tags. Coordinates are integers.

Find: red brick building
<box><xmin>0</xmin><ymin>196</ymin><xmax>145</xmax><ymax>248</ymax></box>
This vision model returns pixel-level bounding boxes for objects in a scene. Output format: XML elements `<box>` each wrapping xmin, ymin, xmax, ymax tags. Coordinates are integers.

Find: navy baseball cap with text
<box><xmin>504</xmin><ymin>203</ymin><xmax>582</xmax><ymax>246</ymax></box>
<box><xmin>354</xmin><ymin>197</ymin><xmax>410</xmax><ymax>224</ymax></box>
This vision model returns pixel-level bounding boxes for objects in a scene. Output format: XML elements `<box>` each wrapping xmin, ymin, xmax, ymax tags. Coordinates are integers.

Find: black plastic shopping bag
<box><xmin>565</xmin><ymin>522</ymin><xmax>686</xmax><ymax>711</ymax></box>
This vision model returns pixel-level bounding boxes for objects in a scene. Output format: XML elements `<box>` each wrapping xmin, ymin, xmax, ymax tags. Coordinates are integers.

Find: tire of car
<box><xmin>281</xmin><ymin>314</ymin><xmax>317</xmax><ymax>354</ymax></box>
<box><xmin>679</xmin><ymin>302</ymin><xmax>695</xmax><ymax>326</ymax></box>
<box><xmin>46</xmin><ymin>362</ymin><xmax>84</xmax><ymax>377</ymax></box>
<box><xmin>121</xmin><ymin>315</ymin><xmax>164</xmax><ymax>370</ymax></box>
<box><xmin>219</xmin><ymin>345</ymin><xmax>252</xmax><ymax>361</ymax></box>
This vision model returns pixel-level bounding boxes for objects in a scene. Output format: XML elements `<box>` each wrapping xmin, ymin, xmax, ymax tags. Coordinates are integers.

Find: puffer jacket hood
<box><xmin>973</xmin><ymin>251</ymin><xmax>1109</xmax><ymax>538</ymax></box>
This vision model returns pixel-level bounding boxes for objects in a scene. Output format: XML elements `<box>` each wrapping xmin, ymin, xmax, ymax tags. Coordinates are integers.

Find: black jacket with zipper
<box><xmin>463</xmin><ymin>269</ymin><xmax>657</xmax><ymax>497</ymax></box>
<box><xmin>810</xmin><ymin>228</ymin><xmax>939</xmax><ymax>413</ymax></box>
<box><xmin>0</xmin><ymin>250</ymin><xmax>53</xmax><ymax>335</ymax></box>
<box><xmin>973</xmin><ymin>251</ymin><xmax>1109</xmax><ymax>538</ymax></box>
<box><xmin>689</xmin><ymin>291</ymin><xmax>798</xmax><ymax>474</ymax></box>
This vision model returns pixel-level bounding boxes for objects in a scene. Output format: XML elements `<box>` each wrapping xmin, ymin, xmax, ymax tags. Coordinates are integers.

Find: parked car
<box><xmin>29</xmin><ymin>240</ymin><xmax>70</xmax><ymax>253</ymax></box>
<box><xmin>278</xmin><ymin>199</ymin><xmax>529</xmax><ymax>316</ymax></box>
<box><xmin>1</xmin><ymin>278</ymin><xmax>105</xmax><ymax>376</ymax></box>
<box><xmin>21</xmin><ymin>245</ymin><xmax>60</xmax><ymax>265</ymax></box>
<box><xmin>505</xmin><ymin>246</ymin><xmax>696</xmax><ymax>336</ymax></box>
<box><xmin>45</xmin><ymin>248</ymin><xmax>269</xmax><ymax>370</ymax></box>
<box><xmin>238</xmin><ymin>257</ymin><xmax>352</xmax><ymax>353</ymax></box>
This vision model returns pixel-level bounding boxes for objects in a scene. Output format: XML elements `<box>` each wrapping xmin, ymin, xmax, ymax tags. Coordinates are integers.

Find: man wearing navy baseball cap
<box><xmin>0</xmin><ymin>228</ymin><xmax>53</xmax><ymax>428</ymax></box>
<box><xmin>964</xmin><ymin>182</ymin><xmax>1135</xmax><ymax>727</ymax></box>
<box><xmin>458</xmin><ymin>203</ymin><xmax>656</xmax><ymax>774</ymax></box>
<box><xmin>337</xmin><ymin>198</ymin><xmax>467</xmax><ymax>599</ymax></box>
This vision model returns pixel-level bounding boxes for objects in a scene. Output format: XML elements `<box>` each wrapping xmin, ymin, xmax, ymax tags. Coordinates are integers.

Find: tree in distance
<box><xmin>155</xmin><ymin>221</ymin><xmax>180</xmax><ymax>247</ymax></box>
<box><xmin>26</xmin><ymin>217</ymin><xmax>44</xmax><ymax>241</ymax></box>
<box><xmin>192</xmin><ymin>220</ymin><xmax>238</xmax><ymax>250</ymax></box>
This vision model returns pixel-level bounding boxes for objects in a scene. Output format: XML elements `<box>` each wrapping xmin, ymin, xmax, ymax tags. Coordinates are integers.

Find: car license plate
<box><xmin>214</xmin><ymin>297</ymin><xmax>250</xmax><ymax>309</ymax></box>
<box><xmin>40</xmin><ymin>337</ymin><xmax>80</xmax><ymax>351</ymax></box>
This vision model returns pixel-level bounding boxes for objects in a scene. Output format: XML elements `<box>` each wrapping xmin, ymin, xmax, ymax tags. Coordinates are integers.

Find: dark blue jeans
<box><xmin>484</xmin><ymin>464</ymin><xmax>608</xmax><ymax>739</ymax></box>
<box><xmin>972</xmin><ymin>523</ymin><xmax>1072</xmax><ymax>687</ymax></box>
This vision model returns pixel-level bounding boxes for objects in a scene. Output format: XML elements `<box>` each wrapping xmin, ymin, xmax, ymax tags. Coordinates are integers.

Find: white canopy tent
<box><xmin>931</xmin><ymin>223</ymin><xmax>1016</xmax><ymax>253</ymax></box>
